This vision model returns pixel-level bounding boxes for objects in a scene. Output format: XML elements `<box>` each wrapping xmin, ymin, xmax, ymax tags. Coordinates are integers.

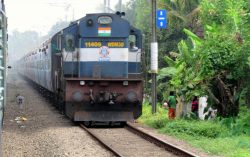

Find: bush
<box><xmin>139</xmin><ymin>103</ymin><xmax>250</xmax><ymax>156</ymax></box>
<box><xmin>162</xmin><ymin>120</ymin><xmax>226</xmax><ymax>138</ymax></box>
<box><xmin>220</xmin><ymin>107</ymin><xmax>250</xmax><ymax>136</ymax></box>
<box><xmin>145</xmin><ymin>117</ymin><xmax>168</xmax><ymax>129</ymax></box>
<box><xmin>139</xmin><ymin>102</ymin><xmax>168</xmax><ymax>129</ymax></box>
<box><xmin>139</xmin><ymin>103</ymin><xmax>227</xmax><ymax>138</ymax></box>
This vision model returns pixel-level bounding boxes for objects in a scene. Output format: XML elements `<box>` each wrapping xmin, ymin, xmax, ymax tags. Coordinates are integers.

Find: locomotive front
<box><xmin>61</xmin><ymin>13</ymin><xmax>143</xmax><ymax>122</ymax></box>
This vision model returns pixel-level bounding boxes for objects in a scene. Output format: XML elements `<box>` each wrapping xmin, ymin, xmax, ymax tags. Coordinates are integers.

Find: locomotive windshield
<box><xmin>98</xmin><ymin>16</ymin><xmax>112</xmax><ymax>24</ymax></box>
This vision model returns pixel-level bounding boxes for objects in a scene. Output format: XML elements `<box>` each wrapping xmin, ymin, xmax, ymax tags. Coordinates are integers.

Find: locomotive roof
<box><xmin>79</xmin><ymin>13</ymin><xmax>130</xmax><ymax>37</ymax></box>
<box><xmin>51</xmin><ymin>13</ymin><xmax>132</xmax><ymax>39</ymax></box>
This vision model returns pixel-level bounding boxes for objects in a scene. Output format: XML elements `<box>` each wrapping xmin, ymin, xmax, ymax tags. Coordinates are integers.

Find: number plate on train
<box><xmin>84</xmin><ymin>42</ymin><xmax>125</xmax><ymax>48</ymax></box>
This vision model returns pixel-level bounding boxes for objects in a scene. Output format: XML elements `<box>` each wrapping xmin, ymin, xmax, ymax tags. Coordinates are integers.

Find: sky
<box><xmin>5</xmin><ymin>0</ymin><xmax>129</xmax><ymax>36</ymax></box>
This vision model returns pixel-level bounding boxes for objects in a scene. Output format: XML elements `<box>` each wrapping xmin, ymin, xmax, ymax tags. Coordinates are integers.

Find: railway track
<box><xmin>80</xmin><ymin>123</ymin><xmax>198</xmax><ymax>157</ymax></box>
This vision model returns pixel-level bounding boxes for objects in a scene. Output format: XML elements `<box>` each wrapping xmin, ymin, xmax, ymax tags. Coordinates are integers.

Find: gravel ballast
<box><xmin>3</xmin><ymin>72</ymin><xmax>113</xmax><ymax>157</ymax></box>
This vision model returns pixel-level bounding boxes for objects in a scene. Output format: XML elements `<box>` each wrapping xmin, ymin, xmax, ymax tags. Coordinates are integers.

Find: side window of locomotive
<box><xmin>65</xmin><ymin>34</ymin><xmax>75</xmax><ymax>52</ymax></box>
<box><xmin>129</xmin><ymin>35</ymin><xmax>138</xmax><ymax>52</ymax></box>
<box><xmin>56</xmin><ymin>34</ymin><xmax>62</xmax><ymax>53</ymax></box>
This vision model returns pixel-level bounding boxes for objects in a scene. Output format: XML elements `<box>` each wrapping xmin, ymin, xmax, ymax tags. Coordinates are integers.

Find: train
<box><xmin>0</xmin><ymin>0</ymin><xmax>7</xmax><ymax>127</ymax></box>
<box><xmin>19</xmin><ymin>12</ymin><xmax>144</xmax><ymax>123</ymax></box>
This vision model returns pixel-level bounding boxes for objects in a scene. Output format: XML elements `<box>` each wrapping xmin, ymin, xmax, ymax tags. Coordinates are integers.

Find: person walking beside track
<box><xmin>163</xmin><ymin>91</ymin><xmax>177</xmax><ymax>119</ymax></box>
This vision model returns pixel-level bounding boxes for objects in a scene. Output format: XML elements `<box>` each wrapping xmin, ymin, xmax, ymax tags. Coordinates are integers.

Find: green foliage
<box><xmin>200</xmin><ymin>0</ymin><xmax>247</xmax><ymax>33</ymax></box>
<box><xmin>190</xmin><ymin>136</ymin><xmax>250</xmax><ymax>156</ymax></box>
<box><xmin>140</xmin><ymin>104</ymin><xmax>226</xmax><ymax>138</ymax></box>
<box><xmin>159</xmin><ymin>29</ymin><xmax>207</xmax><ymax>100</ymax></box>
<box><xmin>220</xmin><ymin>107</ymin><xmax>250</xmax><ymax>136</ymax></box>
<box><xmin>158</xmin><ymin>0</ymin><xmax>250</xmax><ymax>116</ymax></box>
<box><xmin>162</xmin><ymin>120</ymin><xmax>225</xmax><ymax>138</ymax></box>
<box><xmin>139</xmin><ymin>102</ymin><xmax>168</xmax><ymax>129</ymax></box>
<box><xmin>138</xmin><ymin>0</ymin><xmax>250</xmax><ymax>155</ymax></box>
<box><xmin>140</xmin><ymin>104</ymin><xmax>250</xmax><ymax>156</ymax></box>
<box><xmin>158</xmin><ymin>67</ymin><xmax>176</xmax><ymax>80</ymax></box>
<box><xmin>131</xmin><ymin>0</ymin><xmax>200</xmax><ymax>95</ymax></box>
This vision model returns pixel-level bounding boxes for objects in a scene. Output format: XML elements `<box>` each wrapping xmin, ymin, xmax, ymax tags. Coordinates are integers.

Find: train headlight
<box><xmin>87</xmin><ymin>19</ymin><xmax>93</xmax><ymax>27</ymax></box>
<box><xmin>80</xmin><ymin>81</ymin><xmax>85</xmax><ymax>86</ymax></box>
<box><xmin>126</xmin><ymin>91</ymin><xmax>138</xmax><ymax>103</ymax></box>
<box><xmin>72</xmin><ymin>91</ymin><xmax>84</xmax><ymax>102</ymax></box>
<box><xmin>123</xmin><ymin>81</ymin><xmax>128</xmax><ymax>86</ymax></box>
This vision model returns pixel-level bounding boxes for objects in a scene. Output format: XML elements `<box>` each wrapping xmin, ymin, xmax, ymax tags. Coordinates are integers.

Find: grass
<box><xmin>138</xmin><ymin>102</ymin><xmax>250</xmax><ymax>157</ymax></box>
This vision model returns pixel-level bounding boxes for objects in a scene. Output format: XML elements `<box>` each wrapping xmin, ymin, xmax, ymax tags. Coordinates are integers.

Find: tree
<box><xmin>159</xmin><ymin>0</ymin><xmax>250</xmax><ymax>117</ymax></box>
<box><xmin>132</xmin><ymin>0</ymin><xmax>200</xmax><ymax>96</ymax></box>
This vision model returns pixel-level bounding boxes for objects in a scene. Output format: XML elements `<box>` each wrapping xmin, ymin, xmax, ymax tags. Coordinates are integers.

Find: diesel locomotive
<box><xmin>19</xmin><ymin>13</ymin><xmax>143</xmax><ymax>122</ymax></box>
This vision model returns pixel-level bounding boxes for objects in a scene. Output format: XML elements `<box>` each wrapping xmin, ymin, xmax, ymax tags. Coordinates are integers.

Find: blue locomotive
<box><xmin>19</xmin><ymin>13</ymin><xmax>143</xmax><ymax>123</ymax></box>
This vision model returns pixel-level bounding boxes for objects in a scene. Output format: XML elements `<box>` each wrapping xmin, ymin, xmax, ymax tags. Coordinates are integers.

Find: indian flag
<box><xmin>98</xmin><ymin>27</ymin><xmax>111</xmax><ymax>37</ymax></box>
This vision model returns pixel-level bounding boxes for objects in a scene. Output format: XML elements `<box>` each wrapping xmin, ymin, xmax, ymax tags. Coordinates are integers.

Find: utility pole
<box><xmin>118</xmin><ymin>0</ymin><xmax>122</xmax><ymax>12</ymax></box>
<box><xmin>48</xmin><ymin>3</ymin><xmax>72</xmax><ymax>22</ymax></box>
<box><xmin>103</xmin><ymin>0</ymin><xmax>111</xmax><ymax>13</ymax></box>
<box><xmin>107</xmin><ymin>0</ymin><xmax>110</xmax><ymax>13</ymax></box>
<box><xmin>103</xmin><ymin>0</ymin><xmax>106</xmax><ymax>12</ymax></box>
<box><xmin>151</xmin><ymin>0</ymin><xmax>158</xmax><ymax>114</ymax></box>
<box><xmin>103</xmin><ymin>0</ymin><xmax>115</xmax><ymax>13</ymax></box>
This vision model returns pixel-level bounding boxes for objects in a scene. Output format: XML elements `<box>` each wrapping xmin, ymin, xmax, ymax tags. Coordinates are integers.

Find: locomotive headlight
<box><xmin>72</xmin><ymin>91</ymin><xmax>84</xmax><ymax>102</ymax></box>
<box><xmin>87</xmin><ymin>19</ymin><xmax>93</xmax><ymax>27</ymax></box>
<box><xmin>123</xmin><ymin>81</ymin><xmax>128</xmax><ymax>86</ymax></box>
<box><xmin>80</xmin><ymin>81</ymin><xmax>85</xmax><ymax>86</ymax></box>
<box><xmin>126</xmin><ymin>91</ymin><xmax>138</xmax><ymax>103</ymax></box>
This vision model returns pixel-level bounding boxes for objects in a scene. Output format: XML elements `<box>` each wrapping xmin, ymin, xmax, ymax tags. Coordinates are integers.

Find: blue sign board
<box><xmin>156</xmin><ymin>10</ymin><xmax>167</xmax><ymax>29</ymax></box>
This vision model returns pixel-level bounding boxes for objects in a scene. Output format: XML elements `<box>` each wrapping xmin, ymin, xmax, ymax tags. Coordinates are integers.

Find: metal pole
<box><xmin>107</xmin><ymin>0</ymin><xmax>110</xmax><ymax>13</ymax></box>
<box><xmin>151</xmin><ymin>0</ymin><xmax>157</xmax><ymax>114</ymax></box>
<box><xmin>103</xmin><ymin>0</ymin><xmax>106</xmax><ymax>13</ymax></box>
<box><xmin>119</xmin><ymin>0</ymin><xmax>122</xmax><ymax>12</ymax></box>
<box><xmin>152</xmin><ymin>0</ymin><xmax>156</xmax><ymax>42</ymax></box>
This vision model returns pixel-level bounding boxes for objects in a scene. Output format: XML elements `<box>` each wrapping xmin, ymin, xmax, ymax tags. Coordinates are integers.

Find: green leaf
<box><xmin>226</xmin><ymin>73</ymin><xmax>233</xmax><ymax>80</ymax></box>
<box><xmin>187</xmin><ymin>83</ymin><xmax>194</xmax><ymax>89</ymax></box>
<box><xmin>183</xmin><ymin>28</ymin><xmax>202</xmax><ymax>47</ymax></box>
<box><xmin>163</xmin><ymin>56</ymin><xmax>176</xmax><ymax>67</ymax></box>
<box><xmin>178</xmin><ymin>40</ymin><xmax>191</xmax><ymax>63</ymax></box>
<box><xmin>158</xmin><ymin>67</ymin><xmax>177</xmax><ymax>80</ymax></box>
<box><xmin>247</xmin><ymin>56</ymin><xmax>250</xmax><ymax>66</ymax></box>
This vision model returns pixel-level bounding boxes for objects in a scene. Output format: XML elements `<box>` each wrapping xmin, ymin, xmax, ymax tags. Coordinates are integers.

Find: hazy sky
<box><xmin>6</xmin><ymin>0</ymin><xmax>129</xmax><ymax>35</ymax></box>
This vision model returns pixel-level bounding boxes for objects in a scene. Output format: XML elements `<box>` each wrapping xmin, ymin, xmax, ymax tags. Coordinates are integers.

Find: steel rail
<box><xmin>79</xmin><ymin>124</ymin><xmax>123</xmax><ymax>157</ymax></box>
<box><xmin>126</xmin><ymin>122</ymin><xmax>198</xmax><ymax>157</ymax></box>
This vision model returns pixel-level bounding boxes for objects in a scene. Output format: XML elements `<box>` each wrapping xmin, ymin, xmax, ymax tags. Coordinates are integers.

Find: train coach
<box><xmin>19</xmin><ymin>12</ymin><xmax>144</xmax><ymax>123</ymax></box>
